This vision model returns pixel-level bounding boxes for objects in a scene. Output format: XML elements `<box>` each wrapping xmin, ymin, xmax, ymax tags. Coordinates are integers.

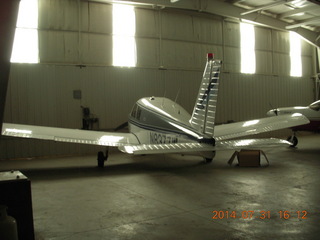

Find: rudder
<box><xmin>190</xmin><ymin>53</ymin><xmax>222</xmax><ymax>136</ymax></box>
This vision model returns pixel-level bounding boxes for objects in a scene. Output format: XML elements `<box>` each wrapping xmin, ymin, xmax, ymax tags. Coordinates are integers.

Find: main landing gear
<box><xmin>287</xmin><ymin>133</ymin><xmax>298</xmax><ymax>147</ymax></box>
<box><xmin>97</xmin><ymin>147</ymin><xmax>109</xmax><ymax>168</ymax></box>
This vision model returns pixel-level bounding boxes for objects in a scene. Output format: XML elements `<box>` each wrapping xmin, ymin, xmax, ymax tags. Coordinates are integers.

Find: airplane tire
<box><xmin>97</xmin><ymin>151</ymin><xmax>105</xmax><ymax>168</ymax></box>
<box><xmin>287</xmin><ymin>136</ymin><xmax>298</xmax><ymax>147</ymax></box>
<box><xmin>205</xmin><ymin>151</ymin><xmax>216</xmax><ymax>163</ymax></box>
<box><xmin>205</xmin><ymin>158</ymin><xmax>213</xmax><ymax>163</ymax></box>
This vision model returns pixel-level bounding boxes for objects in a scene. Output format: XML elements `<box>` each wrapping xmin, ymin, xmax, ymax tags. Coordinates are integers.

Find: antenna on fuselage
<box><xmin>173</xmin><ymin>88</ymin><xmax>181</xmax><ymax>111</ymax></box>
<box><xmin>161</xmin><ymin>91</ymin><xmax>166</xmax><ymax>107</ymax></box>
<box><xmin>174</xmin><ymin>88</ymin><xmax>180</xmax><ymax>105</ymax></box>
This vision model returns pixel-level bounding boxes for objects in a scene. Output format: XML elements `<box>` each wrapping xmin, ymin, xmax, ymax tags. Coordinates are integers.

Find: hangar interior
<box><xmin>0</xmin><ymin>0</ymin><xmax>320</xmax><ymax>239</ymax></box>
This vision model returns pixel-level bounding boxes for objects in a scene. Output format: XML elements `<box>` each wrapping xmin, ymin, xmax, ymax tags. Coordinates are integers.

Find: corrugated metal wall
<box><xmin>0</xmin><ymin>0</ymin><xmax>316</xmax><ymax>159</ymax></box>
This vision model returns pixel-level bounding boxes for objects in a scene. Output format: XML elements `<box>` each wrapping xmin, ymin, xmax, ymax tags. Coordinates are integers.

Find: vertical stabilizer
<box><xmin>190</xmin><ymin>53</ymin><xmax>222</xmax><ymax>136</ymax></box>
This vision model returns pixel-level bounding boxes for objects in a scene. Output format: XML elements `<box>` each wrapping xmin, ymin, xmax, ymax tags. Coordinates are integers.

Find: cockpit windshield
<box><xmin>130</xmin><ymin>104</ymin><xmax>141</xmax><ymax>120</ymax></box>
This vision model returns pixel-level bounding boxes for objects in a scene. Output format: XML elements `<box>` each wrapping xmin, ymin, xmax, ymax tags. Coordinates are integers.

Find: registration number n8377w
<box><xmin>150</xmin><ymin>132</ymin><xmax>178</xmax><ymax>144</ymax></box>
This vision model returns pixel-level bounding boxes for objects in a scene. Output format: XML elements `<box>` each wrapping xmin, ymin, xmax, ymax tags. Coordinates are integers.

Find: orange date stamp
<box><xmin>212</xmin><ymin>210</ymin><xmax>308</xmax><ymax>220</ymax></box>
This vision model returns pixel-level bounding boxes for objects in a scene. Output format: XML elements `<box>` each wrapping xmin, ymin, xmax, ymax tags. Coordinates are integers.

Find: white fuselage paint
<box><xmin>128</xmin><ymin>97</ymin><xmax>212</xmax><ymax>145</ymax></box>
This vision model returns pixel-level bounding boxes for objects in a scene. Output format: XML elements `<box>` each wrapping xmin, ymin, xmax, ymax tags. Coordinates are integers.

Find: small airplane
<box><xmin>267</xmin><ymin>100</ymin><xmax>320</xmax><ymax>146</ymax></box>
<box><xmin>2</xmin><ymin>53</ymin><xmax>309</xmax><ymax>167</ymax></box>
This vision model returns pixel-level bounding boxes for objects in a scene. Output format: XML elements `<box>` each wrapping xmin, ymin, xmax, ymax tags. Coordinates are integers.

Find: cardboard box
<box><xmin>228</xmin><ymin>149</ymin><xmax>269</xmax><ymax>167</ymax></box>
<box><xmin>238</xmin><ymin>149</ymin><xmax>261</xmax><ymax>167</ymax></box>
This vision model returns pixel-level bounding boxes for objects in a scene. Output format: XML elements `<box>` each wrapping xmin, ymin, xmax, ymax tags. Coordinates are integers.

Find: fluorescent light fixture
<box><xmin>240</xmin><ymin>23</ymin><xmax>256</xmax><ymax>74</ymax></box>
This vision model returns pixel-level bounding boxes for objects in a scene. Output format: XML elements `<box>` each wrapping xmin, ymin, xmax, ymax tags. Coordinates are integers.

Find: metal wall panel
<box><xmin>272</xmin><ymin>30</ymin><xmax>290</xmax><ymax>54</ymax></box>
<box><xmin>38</xmin><ymin>0</ymin><xmax>79</xmax><ymax>31</ymax></box>
<box><xmin>255</xmin><ymin>27</ymin><xmax>272</xmax><ymax>51</ymax></box>
<box><xmin>224</xmin><ymin>22</ymin><xmax>240</xmax><ymax>48</ymax></box>
<box><xmin>224</xmin><ymin>46</ymin><xmax>240</xmax><ymax>73</ymax></box>
<box><xmin>36</xmin><ymin>1</ymin><xmax>315</xmax><ymax>75</ymax></box>
<box><xmin>161</xmin><ymin>12</ymin><xmax>196</xmax><ymax>42</ymax></box>
<box><xmin>302</xmin><ymin>55</ymin><xmax>314</xmax><ymax>77</ymax></box>
<box><xmin>256</xmin><ymin>51</ymin><xmax>273</xmax><ymax>74</ymax></box>
<box><xmin>136</xmin><ymin>38</ymin><xmax>159</xmax><ymax>68</ymax></box>
<box><xmin>135</xmin><ymin>8</ymin><xmax>158</xmax><ymax>38</ymax></box>
<box><xmin>161</xmin><ymin>40</ymin><xmax>198</xmax><ymax>69</ymax></box>
<box><xmin>87</xmin><ymin>3</ymin><xmax>112</xmax><ymax>34</ymax></box>
<box><xmin>80</xmin><ymin>33</ymin><xmax>112</xmax><ymax>65</ymax></box>
<box><xmin>40</xmin><ymin>31</ymin><xmax>80</xmax><ymax>64</ymax></box>
<box><xmin>273</xmin><ymin>53</ymin><xmax>291</xmax><ymax>76</ymax></box>
<box><xmin>192</xmin><ymin>16</ymin><xmax>223</xmax><ymax>45</ymax></box>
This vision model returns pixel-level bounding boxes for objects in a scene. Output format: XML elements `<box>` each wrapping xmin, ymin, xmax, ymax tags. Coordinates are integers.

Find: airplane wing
<box><xmin>2</xmin><ymin>123</ymin><xmax>139</xmax><ymax>146</ymax></box>
<box><xmin>2</xmin><ymin>113</ymin><xmax>307</xmax><ymax>155</ymax></box>
<box><xmin>118</xmin><ymin>138</ymin><xmax>291</xmax><ymax>155</ymax></box>
<box><xmin>214</xmin><ymin>113</ymin><xmax>309</xmax><ymax>141</ymax></box>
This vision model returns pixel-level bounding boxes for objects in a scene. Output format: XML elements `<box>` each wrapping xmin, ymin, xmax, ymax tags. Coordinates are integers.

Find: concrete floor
<box><xmin>1</xmin><ymin>134</ymin><xmax>320</xmax><ymax>240</ymax></box>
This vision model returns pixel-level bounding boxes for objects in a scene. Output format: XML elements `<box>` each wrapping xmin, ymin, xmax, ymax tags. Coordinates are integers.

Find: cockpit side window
<box><xmin>309</xmin><ymin>100</ymin><xmax>320</xmax><ymax>111</ymax></box>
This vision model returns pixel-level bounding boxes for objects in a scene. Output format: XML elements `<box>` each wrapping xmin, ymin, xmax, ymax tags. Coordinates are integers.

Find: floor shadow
<box><xmin>4</xmin><ymin>157</ymin><xmax>212</xmax><ymax>182</ymax></box>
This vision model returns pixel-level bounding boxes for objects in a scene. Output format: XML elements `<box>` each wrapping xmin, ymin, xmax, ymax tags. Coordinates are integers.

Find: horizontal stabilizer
<box><xmin>216</xmin><ymin>138</ymin><xmax>292</xmax><ymax>150</ymax></box>
<box><xmin>214</xmin><ymin>113</ymin><xmax>309</xmax><ymax>141</ymax></box>
<box><xmin>119</xmin><ymin>138</ymin><xmax>291</xmax><ymax>155</ymax></box>
<box><xmin>2</xmin><ymin>123</ymin><xmax>139</xmax><ymax>147</ymax></box>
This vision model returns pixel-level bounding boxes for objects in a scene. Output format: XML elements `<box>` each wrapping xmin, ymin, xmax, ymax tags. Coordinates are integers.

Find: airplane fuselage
<box><xmin>128</xmin><ymin>97</ymin><xmax>214</xmax><ymax>145</ymax></box>
<box><xmin>267</xmin><ymin>105</ymin><xmax>320</xmax><ymax>132</ymax></box>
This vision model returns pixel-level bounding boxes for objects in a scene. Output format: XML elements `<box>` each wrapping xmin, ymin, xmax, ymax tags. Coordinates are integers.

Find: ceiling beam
<box><xmin>286</xmin><ymin>16</ymin><xmax>320</xmax><ymax>29</ymax></box>
<box><xmin>278</xmin><ymin>5</ymin><xmax>316</xmax><ymax>19</ymax></box>
<box><xmin>205</xmin><ymin>0</ymin><xmax>319</xmax><ymax>47</ymax></box>
<box><xmin>240</xmin><ymin>0</ymin><xmax>293</xmax><ymax>16</ymax></box>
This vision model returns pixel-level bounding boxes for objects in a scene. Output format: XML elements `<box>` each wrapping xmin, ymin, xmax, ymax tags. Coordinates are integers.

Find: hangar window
<box><xmin>240</xmin><ymin>22</ymin><xmax>255</xmax><ymax>74</ymax></box>
<box><xmin>112</xmin><ymin>4</ymin><xmax>136</xmax><ymax>67</ymax></box>
<box><xmin>289</xmin><ymin>32</ymin><xmax>302</xmax><ymax>77</ymax></box>
<box><xmin>11</xmin><ymin>0</ymin><xmax>39</xmax><ymax>63</ymax></box>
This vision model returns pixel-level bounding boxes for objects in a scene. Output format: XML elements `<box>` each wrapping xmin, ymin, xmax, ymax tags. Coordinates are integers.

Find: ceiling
<box><xmin>229</xmin><ymin>0</ymin><xmax>320</xmax><ymax>34</ymax></box>
<box><xmin>91</xmin><ymin>0</ymin><xmax>320</xmax><ymax>48</ymax></box>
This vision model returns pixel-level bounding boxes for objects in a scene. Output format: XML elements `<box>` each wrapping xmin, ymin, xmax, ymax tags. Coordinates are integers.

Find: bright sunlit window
<box><xmin>290</xmin><ymin>32</ymin><xmax>302</xmax><ymax>77</ymax></box>
<box><xmin>112</xmin><ymin>4</ymin><xmax>136</xmax><ymax>67</ymax></box>
<box><xmin>11</xmin><ymin>0</ymin><xmax>39</xmax><ymax>63</ymax></box>
<box><xmin>240</xmin><ymin>22</ymin><xmax>255</xmax><ymax>74</ymax></box>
